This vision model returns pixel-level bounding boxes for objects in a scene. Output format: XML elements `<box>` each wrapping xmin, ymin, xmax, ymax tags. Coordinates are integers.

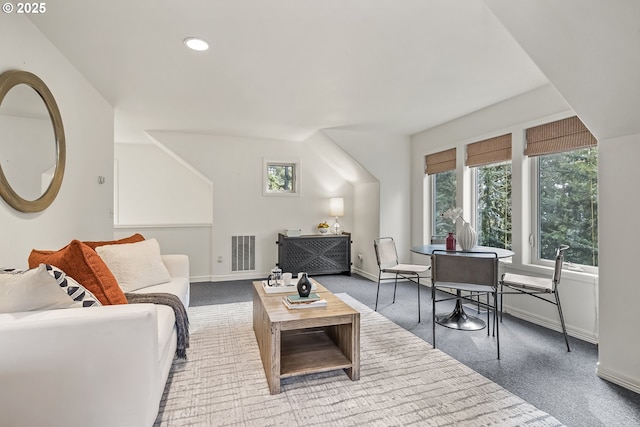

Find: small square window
<box><xmin>263</xmin><ymin>160</ymin><xmax>299</xmax><ymax>196</ymax></box>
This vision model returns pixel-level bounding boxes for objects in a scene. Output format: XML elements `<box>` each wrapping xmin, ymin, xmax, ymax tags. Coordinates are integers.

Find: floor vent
<box><xmin>231</xmin><ymin>235</ymin><xmax>256</xmax><ymax>272</ymax></box>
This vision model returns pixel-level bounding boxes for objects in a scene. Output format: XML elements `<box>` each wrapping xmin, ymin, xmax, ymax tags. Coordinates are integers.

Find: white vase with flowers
<box><xmin>441</xmin><ymin>207</ymin><xmax>477</xmax><ymax>251</ymax></box>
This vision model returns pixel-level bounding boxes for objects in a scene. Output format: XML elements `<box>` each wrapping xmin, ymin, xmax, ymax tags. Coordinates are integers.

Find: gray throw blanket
<box><xmin>125</xmin><ymin>292</ymin><xmax>189</xmax><ymax>359</ymax></box>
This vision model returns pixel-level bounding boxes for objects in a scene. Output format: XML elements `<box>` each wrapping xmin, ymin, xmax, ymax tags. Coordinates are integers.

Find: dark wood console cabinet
<box><xmin>277</xmin><ymin>232</ymin><xmax>352</xmax><ymax>276</ymax></box>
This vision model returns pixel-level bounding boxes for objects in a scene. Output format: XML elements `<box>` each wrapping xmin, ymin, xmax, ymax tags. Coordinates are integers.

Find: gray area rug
<box><xmin>155</xmin><ymin>294</ymin><xmax>563</xmax><ymax>426</ymax></box>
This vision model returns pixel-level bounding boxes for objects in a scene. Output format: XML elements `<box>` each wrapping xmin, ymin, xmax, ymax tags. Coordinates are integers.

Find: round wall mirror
<box><xmin>0</xmin><ymin>70</ymin><xmax>65</xmax><ymax>213</ymax></box>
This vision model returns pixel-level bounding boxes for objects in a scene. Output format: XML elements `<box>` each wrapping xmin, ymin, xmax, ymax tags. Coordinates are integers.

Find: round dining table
<box><xmin>411</xmin><ymin>244</ymin><xmax>515</xmax><ymax>331</ymax></box>
<box><xmin>411</xmin><ymin>244</ymin><xmax>515</xmax><ymax>260</ymax></box>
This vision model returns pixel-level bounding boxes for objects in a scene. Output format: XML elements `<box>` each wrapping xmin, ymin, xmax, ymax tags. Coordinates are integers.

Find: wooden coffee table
<box><xmin>252</xmin><ymin>279</ymin><xmax>360</xmax><ymax>394</ymax></box>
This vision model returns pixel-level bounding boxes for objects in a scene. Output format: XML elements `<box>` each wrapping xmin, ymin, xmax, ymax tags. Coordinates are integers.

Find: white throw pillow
<box><xmin>0</xmin><ymin>264</ymin><xmax>101</xmax><ymax>313</ymax></box>
<box><xmin>96</xmin><ymin>238</ymin><xmax>171</xmax><ymax>293</ymax></box>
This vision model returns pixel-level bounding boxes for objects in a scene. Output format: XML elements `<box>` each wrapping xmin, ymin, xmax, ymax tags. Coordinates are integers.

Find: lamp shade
<box><xmin>329</xmin><ymin>198</ymin><xmax>344</xmax><ymax>217</ymax></box>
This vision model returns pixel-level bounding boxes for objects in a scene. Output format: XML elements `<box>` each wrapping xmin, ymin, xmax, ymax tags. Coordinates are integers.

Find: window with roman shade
<box><xmin>525</xmin><ymin>116</ymin><xmax>597</xmax><ymax>157</ymax></box>
<box><xmin>467</xmin><ymin>134</ymin><xmax>513</xmax><ymax>250</ymax></box>
<box><xmin>466</xmin><ymin>133</ymin><xmax>512</xmax><ymax>167</ymax></box>
<box><xmin>425</xmin><ymin>148</ymin><xmax>456</xmax><ymax>175</ymax></box>
<box><xmin>426</xmin><ymin>148</ymin><xmax>457</xmax><ymax>239</ymax></box>
<box><xmin>527</xmin><ymin>115</ymin><xmax>598</xmax><ymax>269</ymax></box>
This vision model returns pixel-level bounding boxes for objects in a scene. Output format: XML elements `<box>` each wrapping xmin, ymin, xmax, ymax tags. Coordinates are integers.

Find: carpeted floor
<box><xmin>188</xmin><ymin>275</ymin><xmax>640</xmax><ymax>426</ymax></box>
<box><xmin>155</xmin><ymin>294</ymin><xmax>562</xmax><ymax>426</ymax></box>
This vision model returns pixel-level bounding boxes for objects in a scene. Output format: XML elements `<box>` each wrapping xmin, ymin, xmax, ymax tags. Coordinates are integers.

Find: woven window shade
<box><xmin>425</xmin><ymin>148</ymin><xmax>456</xmax><ymax>175</ymax></box>
<box><xmin>525</xmin><ymin>116</ymin><xmax>597</xmax><ymax>157</ymax></box>
<box><xmin>466</xmin><ymin>133</ymin><xmax>512</xmax><ymax>167</ymax></box>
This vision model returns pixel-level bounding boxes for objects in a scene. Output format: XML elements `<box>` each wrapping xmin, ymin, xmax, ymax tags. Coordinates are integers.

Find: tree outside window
<box><xmin>432</xmin><ymin>170</ymin><xmax>456</xmax><ymax>238</ymax></box>
<box><xmin>537</xmin><ymin>147</ymin><xmax>598</xmax><ymax>266</ymax></box>
<box><xmin>264</xmin><ymin>160</ymin><xmax>299</xmax><ymax>196</ymax></box>
<box><xmin>475</xmin><ymin>162</ymin><xmax>512</xmax><ymax>250</ymax></box>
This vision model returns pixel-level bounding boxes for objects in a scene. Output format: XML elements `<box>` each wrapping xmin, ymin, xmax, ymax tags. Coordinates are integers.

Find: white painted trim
<box><xmin>206</xmin><ymin>271</ymin><xmax>269</xmax><ymax>283</ymax></box>
<box><xmin>352</xmin><ymin>267</ymin><xmax>377</xmax><ymax>282</ymax></box>
<box><xmin>597</xmin><ymin>364</ymin><xmax>640</xmax><ymax>395</ymax></box>
<box><xmin>503</xmin><ymin>304</ymin><xmax>598</xmax><ymax>344</ymax></box>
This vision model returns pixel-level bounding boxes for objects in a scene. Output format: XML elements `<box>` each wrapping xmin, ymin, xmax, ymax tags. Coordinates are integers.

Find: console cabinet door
<box><xmin>277</xmin><ymin>233</ymin><xmax>351</xmax><ymax>275</ymax></box>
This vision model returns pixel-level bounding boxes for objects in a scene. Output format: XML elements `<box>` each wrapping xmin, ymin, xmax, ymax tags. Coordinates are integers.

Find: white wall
<box><xmin>324</xmin><ymin>129</ymin><xmax>412</xmax><ymax>279</ymax></box>
<box><xmin>113</xmin><ymin>142</ymin><xmax>214</xmax><ymax>280</ymax></box>
<box><xmin>114</xmin><ymin>131</ymin><xmax>354</xmax><ymax>281</ymax></box>
<box><xmin>114</xmin><ymin>143</ymin><xmax>213</xmax><ymax>225</ymax></box>
<box><xmin>597</xmin><ymin>136</ymin><xmax>640</xmax><ymax>393</ymax></box>
<box><xmin>0</xmin><ymin>15</ymin><xmax>114</xmax><ymax>267</ymax></box>
<box><xmin>352</xmin><ymin>181</ymin><xmax>380</xmax><ymax>277</ymax></box>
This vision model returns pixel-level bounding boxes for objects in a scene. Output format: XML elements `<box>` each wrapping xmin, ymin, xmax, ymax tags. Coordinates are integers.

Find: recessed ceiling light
<box><xmin>184</xmin><ymin>37</ymin><xmax>209</xmax><ymax>51</ymax></box>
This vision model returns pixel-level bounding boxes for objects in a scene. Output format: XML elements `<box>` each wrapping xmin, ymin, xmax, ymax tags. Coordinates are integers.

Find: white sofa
<box><xmin>0</xmin><ymin>254</ymin><xmax>190</xmax><ymax>427</ymax></box>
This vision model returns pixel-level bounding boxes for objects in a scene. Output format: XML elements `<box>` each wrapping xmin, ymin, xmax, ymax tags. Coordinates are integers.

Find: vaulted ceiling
<box><xmin>29</xmin><ymin>0</ymin><xmax>549</xmax><ymax>143</ymax></box>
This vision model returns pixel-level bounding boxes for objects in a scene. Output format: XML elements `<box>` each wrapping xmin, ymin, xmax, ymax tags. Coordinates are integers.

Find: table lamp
<box><xmin>329</xmin><ymin>197</ymin><xmax>344</xmax><ymax>235</ymax></box>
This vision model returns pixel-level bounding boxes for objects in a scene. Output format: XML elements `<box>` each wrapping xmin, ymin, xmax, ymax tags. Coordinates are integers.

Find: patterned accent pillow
<box><xmin>43</xmin><ymin>264</ymin><xmax>102</xmax><ymax>308</ymax></box>
<box><xmin>0</xmin><ymin>264</ymin><xmax>101</xmax><ymax>313</ymax></box>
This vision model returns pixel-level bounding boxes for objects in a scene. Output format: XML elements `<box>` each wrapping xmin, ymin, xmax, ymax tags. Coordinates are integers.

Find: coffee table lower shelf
<box><xmin>252</xmin><ymin>280</ymin><xmax>360</xmax><ymax>394</ymax></box>
<box><xmin>280</xmin><ymin>328</ymin><xmax>352</xmax><ymax>378</ymax></box>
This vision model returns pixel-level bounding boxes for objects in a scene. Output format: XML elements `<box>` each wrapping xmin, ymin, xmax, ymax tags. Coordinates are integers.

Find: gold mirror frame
<box><xmin>0</xmin><ymin>70</ymin><xmax>66</xmax><ymax>213</ymax></box>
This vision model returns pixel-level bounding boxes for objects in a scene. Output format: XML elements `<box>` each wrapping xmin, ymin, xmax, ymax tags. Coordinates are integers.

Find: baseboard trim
<box><xmin>351</xmin><ymin>267</ymin><xmax>377</xmax><ymax>282</ymax></box>
<box><xmin>189</xmin><ymin>275</ymin><xmax>215</xmax><ymax>283</ymax></box>
<box><xmin>190</xmin><ymin>273</ymin><xmax>265</xmax><ymax>283</ymax></box>
<box><xmin>596</xmin><ymin>363</ymin><xmax>640</xmax><ymax>394</ymax></box>
<box><xmin>503</xmin><ymin>305</ymin><xmax>598</xmax><ymax>344</ymax></box>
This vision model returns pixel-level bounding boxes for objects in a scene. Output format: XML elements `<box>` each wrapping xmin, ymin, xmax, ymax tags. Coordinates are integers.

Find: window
<box><xmin>526</xmin><ymin>116</ymin><xmax>598</xmax><ymax>268</ymax></box>
<box><xmin>263</xmin><ymin>160</ymin><xmax>298</xmax><ymax>196</ymax></box>
<box><xmin>432</xmin><ymin>170</ymin><xmax>457</xmax><ymax>237</ymax></box>
<box><xmin>474</xmin><ymin>162</ymin><xmax>512</xmax><ymax>249</ymax></box>
<box><xmin>425</xmin><ymin>148</ymin><xmax>457</xmax><ymax>239</ymax></box>
<box><xmin>535</xmin><ymin>147</ymin><xmax>598</xmax><ymax>267</ymax></box>
<box><xmin>467</xmin><ymin>134</ymin><xmax>513</xmax><ymax>250</ymax></box>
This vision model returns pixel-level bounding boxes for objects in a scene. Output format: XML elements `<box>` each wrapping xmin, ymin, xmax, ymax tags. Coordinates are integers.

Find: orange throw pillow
<box><xmin>29</xmin><ymin>240</ymin><xmax>128</xmax><ymax>305</ymax></box>
<box><xmin>83</xmin><ymin>233</ymin><xmax>145</xmax><ymax>250</ymax></box>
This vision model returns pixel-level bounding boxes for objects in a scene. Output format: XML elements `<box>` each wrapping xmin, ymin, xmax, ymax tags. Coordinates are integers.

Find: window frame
<box><xmin>430</xmin><ymin>169</ymin><xmax>457</xmax><ymax>240</ymax></box>
<box><xmin>529</xmin><ymin>153</ymin><xmax>599</xmax><ymax>275</ymax></box>
<box><xmin>263</xmin><ymin>159</ymin><xmax>299</xmax><ymax>197</ymax></box>
<box><xmin>471</xmin><ymin>160</ymin><xmax>512</xmax><ymax>250</ymax></box>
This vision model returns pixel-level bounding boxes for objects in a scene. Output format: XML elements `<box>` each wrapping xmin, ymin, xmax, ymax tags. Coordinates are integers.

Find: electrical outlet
<box><xmin>217</xmin><ymin>256</ymin><xmax>223</xmax><ymax>263</ymax></box>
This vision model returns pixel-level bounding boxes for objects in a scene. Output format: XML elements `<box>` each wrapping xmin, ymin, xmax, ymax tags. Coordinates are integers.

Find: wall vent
<box><xmin>231</xmin><ymin>235</ymin><xmax>256</xmax><ymax>272</ymax></box>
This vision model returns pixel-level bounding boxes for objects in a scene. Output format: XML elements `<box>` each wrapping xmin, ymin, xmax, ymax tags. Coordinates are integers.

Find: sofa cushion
<box><xmin>0</xmin><ymin>264</ymin><xmax>101</xmax><ymax>313</ymax></box>
<box><xmin>83</xmin><ymin>233</ymin><xmax>145</xmax><ymax>250</ymax></box>
<box><xmin>29</xmin><ymin>240</ymin><xmax>128</xmax><ymax>305</ymax></box>
<box><xmin>96</xmin><ymin>238</ymin><xmax>171</xmax><ymax>293</ymax></box>
<box><xmin>132</xmin><ymin>277</ymin><xmax>190</xmax><ymax>308</ymax></box>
